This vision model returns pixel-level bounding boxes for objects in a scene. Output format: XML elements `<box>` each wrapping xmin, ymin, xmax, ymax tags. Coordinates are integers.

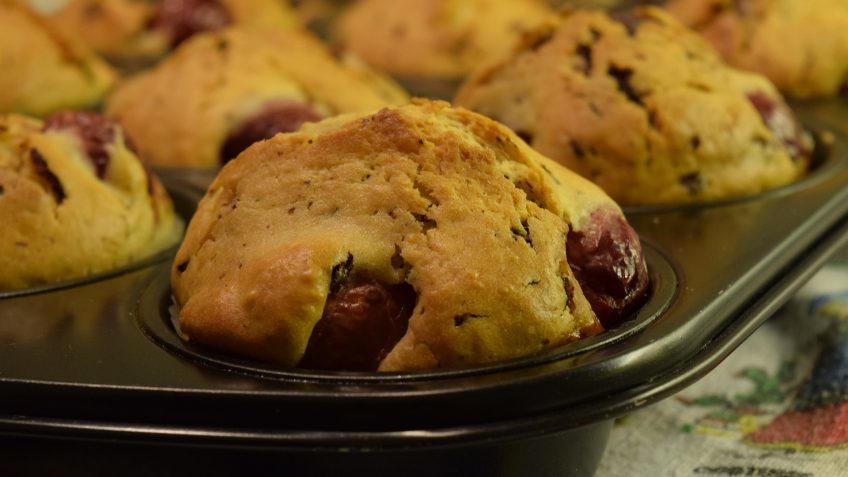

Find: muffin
<box><xmin>38</xmin><ymin>0</ymin><xmax>165</xmax><ymax>62</ymax></box>
<box><xmin>171</xmin><ymin>100</ymin><xmax>649</xmax><ymax>372</ymax></box>
<box><xmin>455</xmin><ymin>7</ymin><xmax>812</xmax><ymax>206</ymax></box>
<box><xmin>661</xmin><ymin>0</ymin><xmax>848</xmax><ymax>98</ymax></box>
<box><xmin>336</xmin><ymin>0</ymin><xmax>553</xmax><ymax>81</ymax></box>
<box><xmin>0</xmin><ymin>111</ymin><xmax>183</xmax><ymax>291</ymax></box>
<box><xmin>0</xmin><ymin>0</ymin><xmax>116</xmax><ymax>117</ymax></box>
<box><xmin>40</xmin><ymin>0</ymin><xmax>298</xmax><ymax>62</ymax></box>
<box><xmin>106</xmin><ymin>27</ymin><xmax>409</xmax><ymax>168</ymax></box>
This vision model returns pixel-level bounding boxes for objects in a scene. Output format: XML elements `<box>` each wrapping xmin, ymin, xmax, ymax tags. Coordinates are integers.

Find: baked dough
<box><xmin>39</xmin><ymin>0</ymin><xmax>165</xmax><ymax>62</ymax></box>
<box><xmin>455</xmin><ymin>7</ymin><xmax>811</xmax><ymax>205</ymax></box>
<box><xmin>106</xmin><ymin>27</ymin><xmax>409</xmax><ymax>168</ymax></box>
<box><xmin>172</xmin><ymin>100</ymin><xmax>649</xmax><ymax>372</ymax></box>
<box><xmin>41</xmin><ymin>0</ymin><xmax>298</xmax><ymax>60</ymax></box>
<box><xmin>336</xmin><ymin>0</ymin><xmax>553</xmax><ymax>79</ymax></box>
<box><xmin>662</xmin><ymin>0</ymin><xmax>848</xmax><ymax>98</ymax></box>
<box><xmin>0</xmin><ymin>112</ymin><xmax>183</xmax><ymax>290</ymax></box>
<box><xmin>0</xmin><ymin>0</ymin><xmax>116</xmax><ymax>117</ymax></box>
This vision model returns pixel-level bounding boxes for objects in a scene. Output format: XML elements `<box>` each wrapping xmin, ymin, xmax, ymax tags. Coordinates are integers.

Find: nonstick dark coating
<box><xmin>0</xmin><ymin>101</ymin><xmax>846</xmax><ymax>477</ymax></box>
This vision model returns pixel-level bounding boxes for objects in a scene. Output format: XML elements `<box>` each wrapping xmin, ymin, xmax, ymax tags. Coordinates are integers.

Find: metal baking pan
<box><xmin>0</xmin><ymin>102</ymin><xmax>846</xmax><ymax>476</ymax></box>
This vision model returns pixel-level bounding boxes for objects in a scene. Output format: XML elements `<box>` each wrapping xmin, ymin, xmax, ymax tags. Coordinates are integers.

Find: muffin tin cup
<box><xmin>140</xmin><ymin>241</ymin><xmax>675</xmax><ymax>388</ymax></box>
<box><xmin>1</xmin><ymin>103</ymin><xmax>847</xmax><ymax>476</ymax></box>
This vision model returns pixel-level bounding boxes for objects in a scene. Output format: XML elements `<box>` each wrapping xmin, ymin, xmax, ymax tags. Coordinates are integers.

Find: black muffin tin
<box><xmin>1</xmin><ymin>102</ymin><xmax>846</xmax><ymax>476</ymax></box>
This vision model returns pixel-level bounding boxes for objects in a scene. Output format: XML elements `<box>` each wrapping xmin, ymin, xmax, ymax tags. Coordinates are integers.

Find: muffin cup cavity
<box><xmin>138</xmin><ymin>242</ymin><xmax>676</xmax><ymax>382</ymax></box>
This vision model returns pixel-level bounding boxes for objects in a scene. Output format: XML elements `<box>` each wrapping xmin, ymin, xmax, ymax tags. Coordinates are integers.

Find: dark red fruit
<box><xmin>299</xmin><ymin>277</ymin><xmax>417</xmax><ymax>372</ymax></box>
<box><xmin>149</xmin><ymin>0</ymin><xmax>231</xmax><ymax>48</ymax></box>
<box><xmin>567</xmin><ymin>207</ymin><xmax>650</xmax><ymax>328</ymax></box>
<box><xmin>220</xmin><ymin>101</ymin><xmax>322</xmax><ymax>165</ymax></box>
<box><xmin>746</xmin><ymin>91</ymin><xmax>812</xmax><ymax>162</ymax></box>
<box><xmin>43</xmin><ymin>111</ymin><xmax>119</xmax><ymax>179</ymax></box>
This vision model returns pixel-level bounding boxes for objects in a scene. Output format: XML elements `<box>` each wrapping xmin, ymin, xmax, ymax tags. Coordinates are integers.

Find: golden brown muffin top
<box><xmin>455</xmin><ymin>7</ymin><xmax>810</xmax><ymax>205</ymax></box>
<box><xmin>337</xmin><ymin>0</ymin><xmax>554</xmax><ymax>78</ymax></box>
<box><xmin>662</xmin><ymin>0</ymin><xmax>848</xmax><ymax>97</ymax></box>
<box><xmin>0</xmin><ymin>0</ymin><xmax>116</xmax><ymax>117</ymax></box>
<box><xmin>41</xmin><ymin>0</ymin><xmax>299</xmax><ymax>61</ymax></box>
<box><xmin>41</xmin><ymin>0</ymin><xmax>164</xmax><ymax>61</ymax></box>
<box><xmin>106</xmin><ymin>26</ymin><xmax>410</xmax><ymax>168</ymax></box>
<box><xmin>0</xmin><ymin>112</ymin><xmax>183</xmax><ymax>290</ymax></box>
<box><xmin>171</xmin><ymin>100</ymin><xmax>628</xmax><ymax>372</ymax></box>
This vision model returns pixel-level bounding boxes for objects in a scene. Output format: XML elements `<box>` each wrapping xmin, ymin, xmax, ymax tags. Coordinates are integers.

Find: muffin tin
<box><xmin>0</xmin><ymin>101</ymin><xmax>846</xmax><ymax>476</ymax></box>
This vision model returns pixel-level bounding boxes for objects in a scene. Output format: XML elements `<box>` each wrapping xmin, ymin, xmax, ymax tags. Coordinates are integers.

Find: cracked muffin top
<box><xmin>41</xmin><ymin>0</ymin><xmax>298</xmax><ymax>61</ymax></box>
<box><xmin>336</xmin><ymin>0</ymin><xmax>554</xmax><ymax>79</ymax></box>
<box><xmin>0</xmin><ymin>112</ymin><xmax>183</xmax><ymax>291</ymax></box>
<box><xmin>455</xmin><ymin>7</ymin><xmax>811</xmax><ymax>206</ymax></box>
<box><xmin>106</xmin><ymin>26</ymin><xmax>409</xmax><ymax>168</ymax></box>
<box><xmin>0</xmin><ymin>0</ymin><xmax>116</xmax><ymax>117</ymax></box>
<box><xmin>171</xmin><ymin>100</ymin><xmax>649</xmax><ymax>372</ymax></box>
<box><xmin>659</xmin><ymin>0</ymin><xmax>848</xmax><ymax>98</ymax></box>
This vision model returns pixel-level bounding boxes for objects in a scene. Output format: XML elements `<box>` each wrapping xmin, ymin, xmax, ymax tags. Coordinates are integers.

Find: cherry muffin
<box><xmin>171</xmin><ymin>100</ymin><xmax>649</xmax><ymax>372</ymax></box>
<box><xmin>336</xmin><ymin>0</ymin><xmax>553</xmax><ymax>81</ymax></box>
<box><xmin>106</xmin><ymin>27</ymin><xmax>409</xmax><ymax>168</ymax></box>
<box><xmin>41</xmin><ymin>0</ymin><xmax>298</xmax><ymax>61</ymax></box>
<box><xmin>455</xmin><ymin>7</ymin><xmax>812</xmax><ymax>205</ymax></box>
<box><xmin>0</xmin><ymin>111</ymin><xmax>183</xmax><ymax>290</ymax></box>
<box><xmin>0</xmin><ymin>1</ymin><xmax>115</xmax><ymax>117</ymax></box>
<box><xmin>38</xmin><ymin>0</ymin><xmax>165</xmax><ymax>62</ymax></box>
<box><xmin>660</xmin><ymin>0</ymin><xmax>848</xmax><ymax>98</ymax></box>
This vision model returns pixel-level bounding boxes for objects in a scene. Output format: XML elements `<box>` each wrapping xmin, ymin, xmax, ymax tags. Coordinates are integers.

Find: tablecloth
<box><xmin>597</xmin><ymin>247</ymin><xmax>848</xmax><ymax>476</ymax></box>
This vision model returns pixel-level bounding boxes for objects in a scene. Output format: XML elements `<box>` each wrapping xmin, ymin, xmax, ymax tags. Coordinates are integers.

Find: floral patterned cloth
<box><xmin>597</xmin><ymin>248</ymin><xmax>848</xmax><ymax>477</ymax></box>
